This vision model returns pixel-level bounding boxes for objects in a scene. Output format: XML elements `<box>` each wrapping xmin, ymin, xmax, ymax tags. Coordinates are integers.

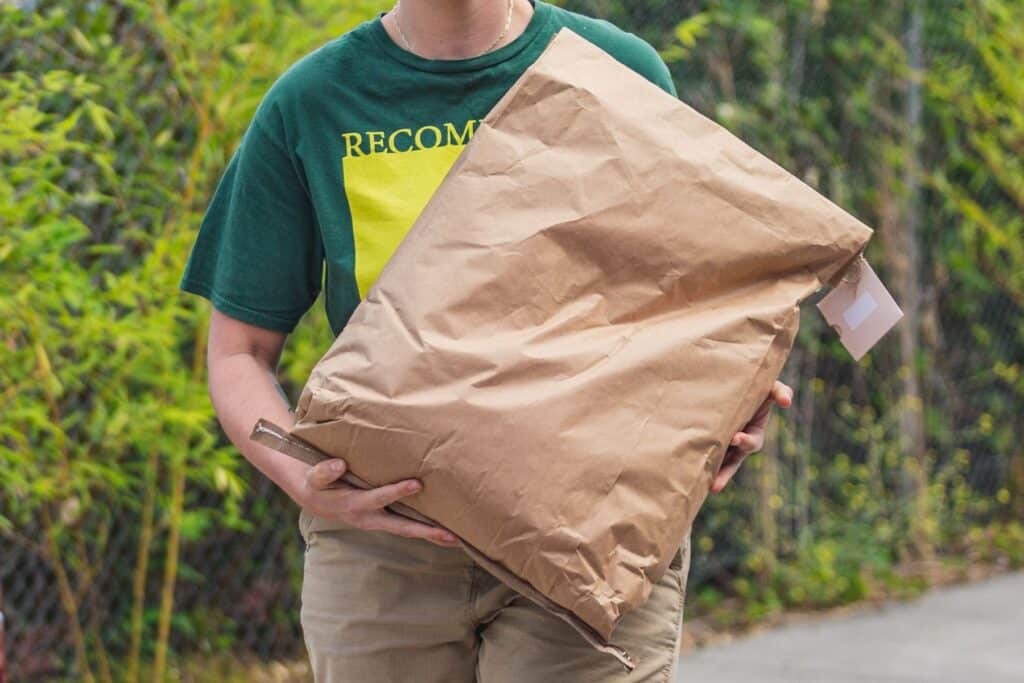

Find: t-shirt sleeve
<box><xmin>180</xmin><ymin>101</ymin><xmax>323</xmax><ymax>333</ymax></box>
<box><xmin>626</xmin><ymin>37</ymin><xmax>677</xmax><ymax>98</ymax></box>
<box><xmin>563</xmin><ymin>12</ymin><xmax>678</xmax><ymax>98</ymax></box>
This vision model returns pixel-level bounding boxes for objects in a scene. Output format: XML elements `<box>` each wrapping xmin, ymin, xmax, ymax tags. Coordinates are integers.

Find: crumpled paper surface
<box><xmin>277</xmin><ymin>27</ymin><xmax>873</xmax><ymax>651</ymax></box>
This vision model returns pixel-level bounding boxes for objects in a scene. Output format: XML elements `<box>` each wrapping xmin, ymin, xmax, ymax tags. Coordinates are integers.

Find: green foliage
<box><xmin>653</xmin><ymin>0</ymin><xmax>1022</xmax><ymax>624</ymax></box>
<box><xmin>931</xmin><ymin>0</ymin><xmax>1024</xmax><ymax>304</ymax></box>
<box><xmin>1</xmin><ymin>0</ymin><xmax>386</xmax><ymax>680</ymax></box>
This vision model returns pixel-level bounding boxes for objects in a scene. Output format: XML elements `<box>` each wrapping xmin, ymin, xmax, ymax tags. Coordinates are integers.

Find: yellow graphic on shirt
<box><xmin>343</xmin><ymin>120</ymin><xmax>479</xmax><ymax>298</ymax></box>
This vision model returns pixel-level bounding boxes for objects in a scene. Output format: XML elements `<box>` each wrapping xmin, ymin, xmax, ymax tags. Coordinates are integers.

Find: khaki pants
<box><xmin>299</xmin><ymin>510</ymin><xmax>690</xmax><ymax>682</ymax></box>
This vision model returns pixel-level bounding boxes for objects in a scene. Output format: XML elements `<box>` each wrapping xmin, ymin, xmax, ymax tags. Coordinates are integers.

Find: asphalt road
<box><xmin>675</xmin><ymin>571</ymin><xmax>1024</xmax><ymax>682</ymax></box>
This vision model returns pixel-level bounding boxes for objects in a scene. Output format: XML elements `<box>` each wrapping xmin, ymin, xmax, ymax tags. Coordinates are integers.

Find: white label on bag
<box><xmin>842</xmin><ymin>291</ymin><xmax>879</xmax><ymax>331</ymax></box>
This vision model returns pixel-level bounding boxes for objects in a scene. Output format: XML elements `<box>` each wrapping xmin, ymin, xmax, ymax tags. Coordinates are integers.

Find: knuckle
<box><xmin>353</xmin><ymin>492</ymin><xmax>377</xmax><ymax>512</ymax></box>
<box><xmin>336</xmin><ymin>497</ymin><xmax>358</xmax><ymax>518</ymax></box>
<box><xmin>364</xmin><ymin>490</ymin><xmax>387</xmax><ymax>509</ymax></box>
<box><xmin>309</xmin><ymin>464</ymin><xmax>332</xmax><ymax>489</ymax></box>
<box><xmin>377</xmin><ymin>482</ymin><xmax>401</xmax><ymax>498</ymax></box>
<box><xmin>378</xmin><ymin>487</ymin><xmax>404</xmax><ymax>508</ymax></box>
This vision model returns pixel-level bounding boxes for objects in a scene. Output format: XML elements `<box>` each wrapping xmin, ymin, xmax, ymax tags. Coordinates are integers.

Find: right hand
<box><xmin>298</xmin><ymin>457</ymin><xmax>460</xmax><ymax>548</ymax></box>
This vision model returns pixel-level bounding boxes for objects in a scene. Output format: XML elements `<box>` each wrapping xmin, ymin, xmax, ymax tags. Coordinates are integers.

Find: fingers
<box><xmin>353</xmin><ymin>478</ymin><xmax>423</xmax><ymax>511</ymax></box>
<box><xmin>739</xmin><ymin>380</ymin><xmax>795</xmax><ymax>438</ymax></box>
<box><xmin>714</xmin><ymin>382</ymin><xmax>800</xmax><ymax>496</ymax></box>
<box><xmin>716</xmin><ymin>419</ymin><xmax>772</xmax><ymax>494</ymax></box>
<box><xmin>711</xmin><ymin>448</ymin><xmax>744</xmax><ymax>493</ymax></box>
<box><xmin>772</xmin><ymin>380</ymin><xmax>794</xmax><ymax>408</ymax></box>
<box><xmin>363</xmin><ymin>510</ymin><xmax>460</xmax><ymax>547</ymax></box>
<box><xmin>730</xmin><ymin>431</ymin><xmax>761</xmax><ymax>453</ymax></box>
<box><xmin>305</xmin><ymin>458</ymin><xmax>347</xmax><ymax>491</ymax></box>
<box><xmin>302</xmin><ymin>465</ymin><xmax>458</xmax><ymax>546</ymax></box>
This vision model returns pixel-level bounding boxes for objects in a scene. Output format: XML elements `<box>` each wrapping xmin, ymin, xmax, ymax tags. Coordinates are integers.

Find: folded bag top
<box><xmin>264</xmin><ymin>27</ymin><xmax>872</xmax><ymax>665</ymax></box>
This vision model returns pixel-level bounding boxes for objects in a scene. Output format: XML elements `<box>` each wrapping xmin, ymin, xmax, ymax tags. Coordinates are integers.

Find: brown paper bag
<box><xmin>253</xmin><ymin>28</ymin><xmax>873</xmax><ymax>668</ymax></box>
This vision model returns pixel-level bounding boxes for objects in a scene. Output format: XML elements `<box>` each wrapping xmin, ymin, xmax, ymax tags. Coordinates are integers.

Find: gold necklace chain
<box><xmin>393</xmin><ymin>0</ymin><xmax>516</xmax><ymax>57</ymax></box>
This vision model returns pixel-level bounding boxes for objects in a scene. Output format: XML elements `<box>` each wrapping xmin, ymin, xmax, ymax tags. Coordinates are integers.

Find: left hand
<box><xmin>711</xmin><ymin>380</ymin><xmax>794</xmax><ymax>493</ymax></box>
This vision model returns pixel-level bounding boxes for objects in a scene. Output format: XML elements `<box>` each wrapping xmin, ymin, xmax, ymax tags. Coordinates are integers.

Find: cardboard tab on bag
<box><xmin>817</xmin><ymin>255</ymin><xmax>903</xmax><ymax>360</ymax></box>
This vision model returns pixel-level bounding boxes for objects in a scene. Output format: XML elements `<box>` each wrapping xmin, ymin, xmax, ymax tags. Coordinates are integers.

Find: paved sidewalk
<box><xmin>675</xmin><ymin>571</ymin><xmax>1024</xmax><ymax>682</ymax></box>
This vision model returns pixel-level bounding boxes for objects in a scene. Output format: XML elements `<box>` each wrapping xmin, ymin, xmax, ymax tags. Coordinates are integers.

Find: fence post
<box><xmin>1</xmin><ymin>581</ymin><xmax>7</xmax><ymax>683</ymax></box>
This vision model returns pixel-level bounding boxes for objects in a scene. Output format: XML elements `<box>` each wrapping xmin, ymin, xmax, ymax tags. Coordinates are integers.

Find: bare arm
<box><xmin>206</xmin><ymin>309</ymin><xmax>305</xmax><ymax>497</ymax></box>
<box><xmin>206</xmin><ymin>309</ymin><xmax>459</xmax><ymax>546</ymax></box>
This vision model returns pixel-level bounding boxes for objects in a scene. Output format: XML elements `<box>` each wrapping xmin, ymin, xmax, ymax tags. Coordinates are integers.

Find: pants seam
<box><xmin>659</xmin><ymin>543</ymin><xmax>688</xmax><ymax>683</ymax></box>
<box><xmin>465</xmin><ymin>564</ymin><xmax>480</xmax><ymax>626</ymax></box>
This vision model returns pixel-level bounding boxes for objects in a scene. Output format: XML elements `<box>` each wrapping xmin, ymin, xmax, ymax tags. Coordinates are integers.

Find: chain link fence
<box><xmin>2</xmin><ymin>479</ymin><xmax>305</xmax><ymax>679</ymax></box>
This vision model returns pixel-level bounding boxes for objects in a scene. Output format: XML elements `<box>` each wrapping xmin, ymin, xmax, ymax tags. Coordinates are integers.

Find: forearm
<box><xmin>208</xmin><ymin>352</ymin><xmax>307</xmax><ymax>502</ymax></box>
<box><xmin>198</xmin><ymin>312</ymin><xmax>466</xmax><ymax>547</ymax></box>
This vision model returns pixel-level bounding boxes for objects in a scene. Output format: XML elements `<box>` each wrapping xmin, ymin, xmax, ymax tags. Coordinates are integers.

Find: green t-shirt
<box><xmin>180</xmin><ymin>0</ymin><xmax>677</xmax><ymax>336</ymax></box>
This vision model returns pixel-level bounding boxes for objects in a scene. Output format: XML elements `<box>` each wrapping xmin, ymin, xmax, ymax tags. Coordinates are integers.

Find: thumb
<box><xmin>306</xmin><ymin>458</ymin><xmax>347</xmax><ymax>490</ymax></box>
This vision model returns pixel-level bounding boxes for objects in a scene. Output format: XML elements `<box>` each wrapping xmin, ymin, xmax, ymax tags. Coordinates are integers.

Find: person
<box><xmin>180</xmin><ymin>1</ymin><xmax>794</xmax><ymax>680</ymax></box>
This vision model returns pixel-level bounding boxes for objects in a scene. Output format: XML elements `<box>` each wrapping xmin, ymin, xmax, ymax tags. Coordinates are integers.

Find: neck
<box><xmin>385</xmin><ymin>0</ymin><xmax>533</xmax><ymax>60</ymax></box>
